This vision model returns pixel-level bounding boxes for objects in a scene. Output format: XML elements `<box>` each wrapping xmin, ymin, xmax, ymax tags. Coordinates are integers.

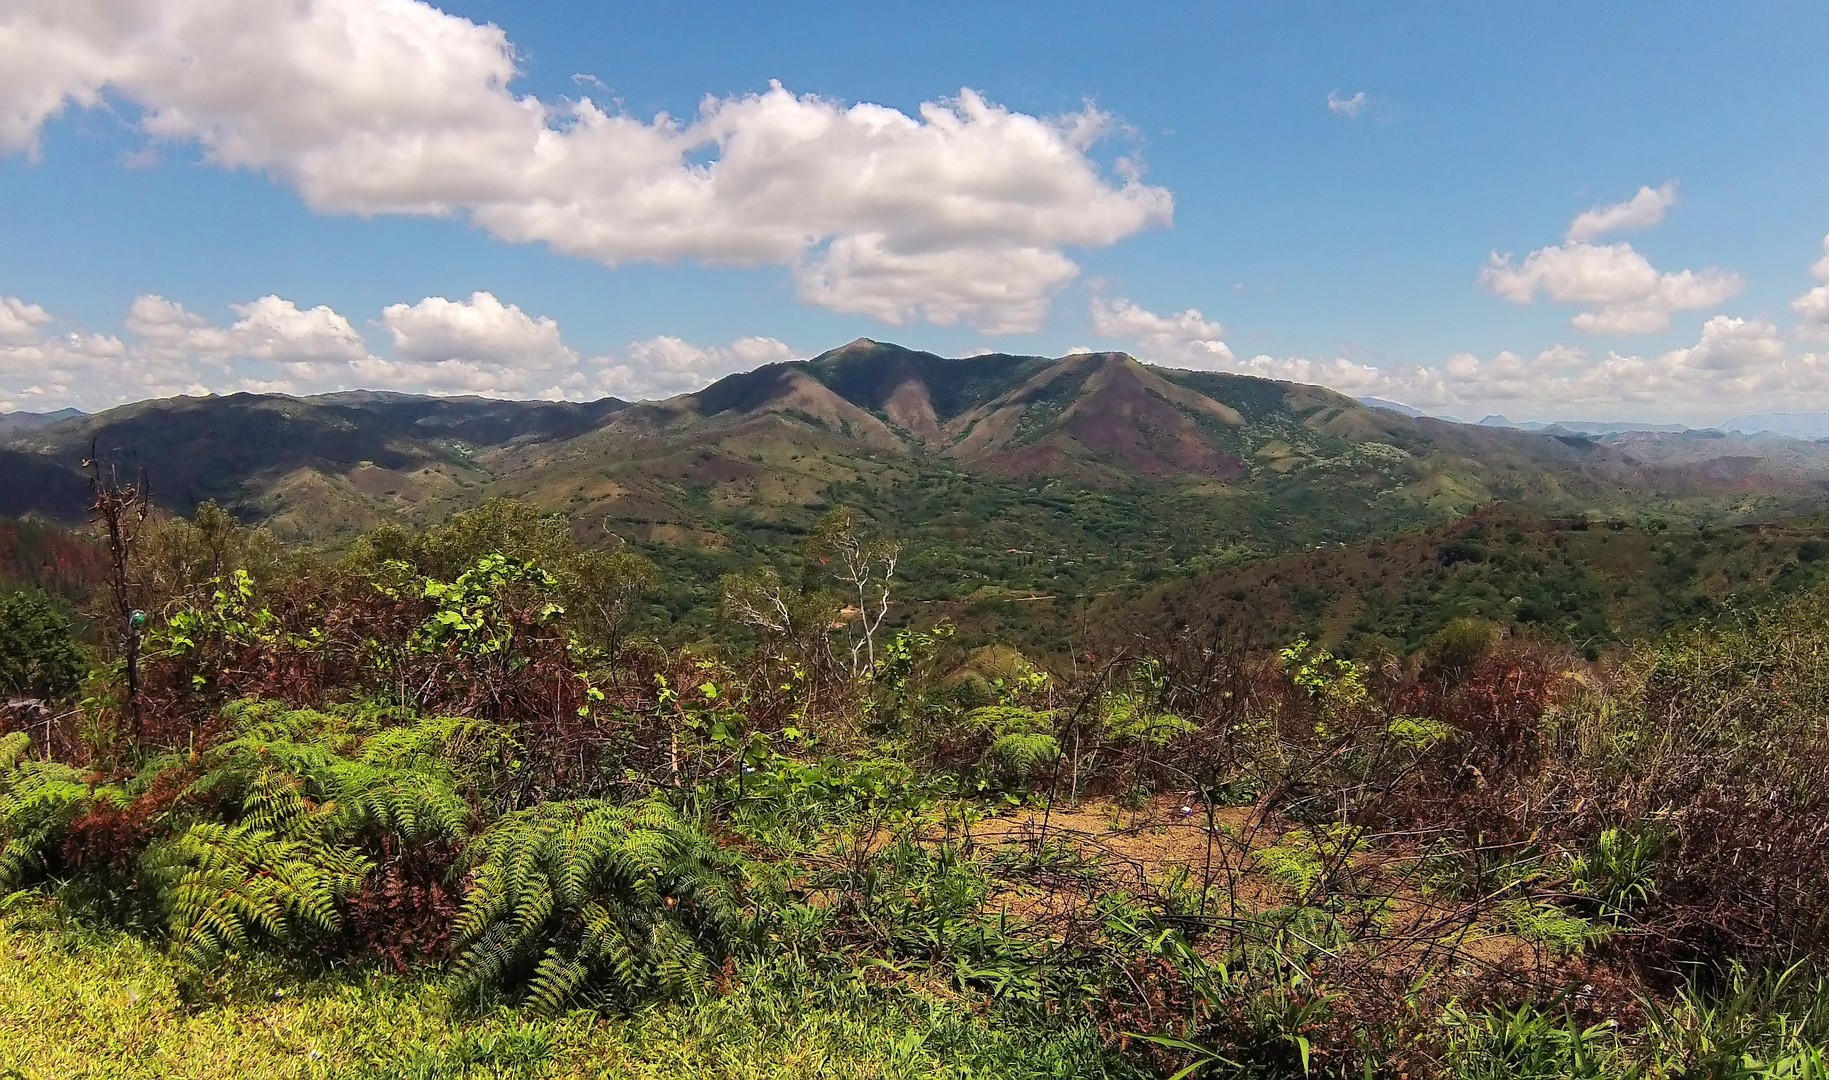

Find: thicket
<box><xmin>5</xmin><ymin>494</ymin><xmax>1829</xmax><ymax>1077</ymax></box>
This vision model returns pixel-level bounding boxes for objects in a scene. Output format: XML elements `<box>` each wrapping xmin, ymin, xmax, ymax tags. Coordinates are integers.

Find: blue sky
<box><xmin>2</xmin><ymin>1</ymin><xmax>1827</xmax><ymax>422</ymax></box>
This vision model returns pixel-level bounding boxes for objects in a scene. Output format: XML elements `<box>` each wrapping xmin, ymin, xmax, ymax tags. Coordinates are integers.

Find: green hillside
<box><xmin>13</xmin><ymin>340</ymin><xmax>1829</xmax><ymax>653</ymax></box>
<box><xmin>1105</xmin><ymin>505</ymin><xmax>1829</xmax><ymax>659</ymax></box>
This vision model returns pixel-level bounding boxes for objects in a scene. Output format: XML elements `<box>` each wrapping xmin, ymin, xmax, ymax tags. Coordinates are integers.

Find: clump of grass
<box><xmin>0</xmin><ymin>914</ymin><xmax>1137</xmax><ymax>1080</ymax></box>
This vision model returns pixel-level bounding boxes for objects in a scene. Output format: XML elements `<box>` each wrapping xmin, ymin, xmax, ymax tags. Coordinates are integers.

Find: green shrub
<box><xmin>143</xmin><ymin>704</ymin><xmax>502</xmax><ymax>968</ymax></box>
<box><xmin>1423</xmin><ymin>616</ymin><xmax>1498</xmax><ymax>676</ymax></box>
<box><xmin>146</xmin><ymin>814</ymin><xmax>370</xmax><ymax>968</ymax></box>
<box><xmin>448</xmin><ymin>798</ymin><xmax>746</xmax><ymax>1014</ymax></box>
<box><xmin>0</xmin><ymin>730</ymin><xmax>127</xmax><ymax>889</ymax></box>
<box><xmin>965</xmin><ymin>705</ymin><xmax>1059</xmax><ymax>784</ymax></box>
<box><xmin>0</xmin><ymin>588</ymin><xmax>85</xmax><ymax>699</ymax></box>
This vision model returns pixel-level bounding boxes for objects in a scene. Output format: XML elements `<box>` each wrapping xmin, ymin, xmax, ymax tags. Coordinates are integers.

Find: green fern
<box><xmin>145</xmin><ymin>816</ymin><xmax>369</xmax><ymax>967</ymax></box>
<box><xmin>144</xmin><ymin>702</ymin><xmax>495</xmax><ymax>967</ymax></box>
<box><xmin>1493</xmin><ymin>899</ymin><xmax>1611</xmax><ymax>954</ymax></box>
<box><xmin>1252</xmin><ymin>825</ymin><xmax>1367</xmax><ymax>895</ymax></box>
<box><xmin>1098</xmin><ymin>693</ymin><xmax>1196</xmax><ymax>746</ymax></box>
<box><xmin>192</xmin><ymin>705</ymin><xmax>485</xmax><ymax>847</ymax></box>
<box><xmin>149</xmin><ymin>759</ymin><xmax>370</xmax><ymax>966</ymax></box>
<box><xmin>964</xmin><ymin>704</ymin><xmax>1056</xmax><ymax>735</ymax></box>
<box><xmin>982</xmin><ymin>732</ymin><xmax>1060</xmax><ymax>780</ymax></box>
<box><xmin>0</xmin><ymin>734</ymin><xmax>127</xmax><ymax>889</ymax></box>
<box><xmin>0</xmin><ymin>730</ymin><xmax>31</xmax><ymax>770</ymax></box>
<box><xmin>448</xmin><ymin>798</ymin><xmax>746</xmax><ymax>1014</ymax></box>
<box><xmin>964</xmin><ymin>705</ymin><xmax>1059</xmax><ymax>782</ymax></box>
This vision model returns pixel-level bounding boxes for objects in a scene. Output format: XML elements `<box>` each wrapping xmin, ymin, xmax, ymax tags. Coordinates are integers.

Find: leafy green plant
<box><xmin>1424</xmin><ymin>617</ymin><xmax>1499</xmax><ymax>677</ymax></box>
<box><xmin>965</xmin><ymin>704</ymin><xmax>1059</xmax><ymax>785</ymax></box>
<box><xmin>448</xmin><ymin>798</ymin><xmax>746</xmax><ymax>1014</ymax></box>
<box><xmin>0</xmin><ymin>731</ymin><xmax>127</xmax><ymax>889</ymax></box>
<box><xmin>1098</xmin><ymin>692</ymin><xmax>1196</xmax><ymax>747</ymax></box>
<box><xmin>1637</xmin><ymin>962</ymin><xmax>1829</xmax><ymax>1080</ymax></box>
<box><xmin>1490</xmin><ymin>899</ymin><xmax>1609</xmax><ymax>954</ymax></box>
<box><xmin>1144</xmin><ymin>944</ymin><xmax>1343</xmax><ymax>1080</ymax></box>
<box><xmin>1441</xmin><ymin>999</ymin><xmax>1618</xmax><ymax>1080</ymax></box>
<box><xmin>0</xmin><ymin>588</ymin><xmax>86</xmax><ymax>700</ymax></box>
<box><xmin>413</xmin><ymin>553</ymin><xmax>564</xmax><ymax>661</ymax></box>
<box><xmin>192</xmin><ymin>704</ymin><xmax>488</xmax><ymax>847</ymax></box>
<box><xmin>133</xmin><ymin>704</ymin><xmax>499</xmax><ymax>969</ymax></box>
<box><xmin>160</xmin><ymin>569</ymin><xmax>282</xmax><ymax>656</ymax></box>
<box><xmin>146</xmin><ymin>813</ymin><xmax>369</xmax><ymax>968</ymax></box>
<box><xmin>1569</xmin><ymin>825</ymin><xmax>1663</xmax><ymax>920</ymax></box>
<box><xmin>1251</xmin><ymin>824</ymin><xmax>1365</xmax><ymax>895</ymax></box>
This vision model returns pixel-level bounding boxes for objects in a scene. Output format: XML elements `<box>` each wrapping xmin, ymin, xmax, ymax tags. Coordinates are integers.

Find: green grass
<box><xmin>0</xmin><ymin>916</ymin><xmax>1133</xmax><ymax>1080</ymax></box>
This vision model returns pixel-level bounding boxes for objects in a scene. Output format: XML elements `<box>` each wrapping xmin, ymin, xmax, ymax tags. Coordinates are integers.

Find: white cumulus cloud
<box><xmin>796</xmin><ymin>239</ymin><xmax>1080</xmax><ymax>333</ymax></box>
<box><xmin>1565</xmin><ymin>182</ymin><xmax>1678</xmax><ymax>242</ymax></box>
<box><xmin>598</xmin><ymin>335</ymin><xmax>798</xmax><ymax>400</ymax></box>
<box><xmin>1792</xmin><ymin>233</ymin><xmax>1829</xmax><ymax>341</ymax></box>
<box><xmin>0</xmin><ymin>0</ymin><xmax>1171</xmax><ymax>333</ymax></box>
<box><xmin>0</xmin><ymin>290</ymin><xmax>800</xmax><ymax>410</ymax></box>
<box><xmin>1482</xmin><ymin>242</ymin><xmax>1741</xmax><ymax>335</ymax></box>
<box><xmin>1425</xmin><ymin>316</ymin><xmax>1811</xmax><ymax>416</ymax></box>
<box><xmin>381</xmin><ymin>292</ymin><xmax>575</xmax><ymax>367</ymax></box>
<box><xmin>1090</xmin><ymin>294</ymin><xmax>1407</xmax><ymax>399</ymax></box>
<box><xmin>0</xmin><ymin>296</ymin><xmax>51</xmax><ymax>344</ymax></box>
<box><xmin>1096</xmin><ymin>289</ymin><xmax>1826</xmax><ymax>424</ymax></box>
<box><xmin>1481</xmin><ymin>183</ymin><xmax>1739</xmax><ymax>334</ymax></box>
<box><xmin>125</xmin><ymin>293</ymin><xmax>370</xmax><ymax>388</ymax></box>
<box><xmin>358</xmin><ymin>292</ymin><xmax>585</xmax><ymax>396</ymax></box>
<box><xmin>1089</xmin><ymin>295</ymin><xmax>1233</xmax><ymax>366</ymax></box>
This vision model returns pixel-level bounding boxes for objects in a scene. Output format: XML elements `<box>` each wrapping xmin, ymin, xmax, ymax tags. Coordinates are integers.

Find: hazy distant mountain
<box><xmin>1720</xmin><ymin>413</ymin><xmax>1829</xmax><ymax>440</ymax></box>
<box><xmin>0</xmin><ymin>407</ymin><xmax>82</xmax><ymax>436</ymax></box>
<box><xmin>1479</xmin><ymin>415</ymin><xmax>1691</xmax><ymax>436</ymax></box>
<box><xmin>1358</xmin><ymin>396</ymin><xmax>1426</xmax><ymax>418</ymax></box>
<box><xmin>1594</xmin><ymin>428</ymin><xmax>1829</xmax><ymax>483</ymax></box>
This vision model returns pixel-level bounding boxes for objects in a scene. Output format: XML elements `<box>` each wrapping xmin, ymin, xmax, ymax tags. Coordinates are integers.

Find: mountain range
<box><xmin>6</xmin><ymin>339</ymin><xmax>1828</xmax><ymax>631</ymax></box>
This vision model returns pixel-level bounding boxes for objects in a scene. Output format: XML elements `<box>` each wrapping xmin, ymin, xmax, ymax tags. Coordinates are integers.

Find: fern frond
<box><xmin>0</xmin><ymin>732</ymin><xmax>31</xmax><ymax>770</ymax></box>
<box><xmin>447</xmin><ymin>798</ymin><xmax>744</xmax><ymax>1014</ymax></box>
<box><xmin>147</xmin><ymin>821</ymin><xmax>370</xmax><ymax>968</ymax></box>
<box><xmin>0</xmin><ymin>758</ymin><xmax>127</xmax><ymax>888</ymax></box>
<box><xmin>982</xmin><ymin>732</ymin><xmax>1060</xmax><ymax>780</ymax></box>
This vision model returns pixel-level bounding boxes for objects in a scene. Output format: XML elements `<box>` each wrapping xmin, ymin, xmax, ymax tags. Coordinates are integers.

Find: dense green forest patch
<box><xmin>1113</xmin><ymin>504</ymin><xmax>1829</xmax><ymax>660</ymax></box>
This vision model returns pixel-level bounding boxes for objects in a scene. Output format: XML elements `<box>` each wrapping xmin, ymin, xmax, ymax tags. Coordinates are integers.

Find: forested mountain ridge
<box><xmin>7</xmin><ymin>341</ymin><xmax>1826</xmax><ymax>610</ymax></box>
<box><xmin>1</xmin><ymin>391</ymin><xmax>630</xmax><ymax>532</ymax></box>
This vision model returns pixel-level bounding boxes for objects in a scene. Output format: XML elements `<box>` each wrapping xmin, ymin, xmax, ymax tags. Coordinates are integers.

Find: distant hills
<box><xmin>4</xmin><ymin>339</ymin><xmax>1675</xmax><ymax>529</ymax></box>
<box><xmin>2</xmin><ymin>392</ymin><xmax>629</xmax><ymax>534</ymax></box>
<box><xmin>464</xmin><ymin>339</ymin><xmax>1703</xmax><ymax>552</ymax></box>
<box><xmin>1356</xmin><ymin>396</ymin><xmax>1431</xmax><ymax>419</ymax></box>
<box><xmin>1720</xmin><ymin>413</ymin><xmax>1829</xmax><ymax>440</ymax></box>
<box><xmin>0</xmin><ymin>407</ymin><xmax>82</xmax><ymax>437</ymax></box>
<box><xmin>1365</xmin><ymin>404</ymin><xmax>1829</xmax><ymax>442</ymax></box>
<box><xmin>1477</xmin><ymin>415</ymin><xmax>1692</xmax><ymax>436</ymax></box>
<box><xmin>9</xmin><ymin>339</ymin><xmax>1829</xmax><ymax>637</ymax></box>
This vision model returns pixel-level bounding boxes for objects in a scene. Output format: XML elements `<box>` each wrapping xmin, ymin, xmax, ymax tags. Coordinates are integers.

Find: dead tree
<box><xmin>83</xmin><ymin>445</ymin><xmax>149</xmax><ymax>741</ymax></box>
